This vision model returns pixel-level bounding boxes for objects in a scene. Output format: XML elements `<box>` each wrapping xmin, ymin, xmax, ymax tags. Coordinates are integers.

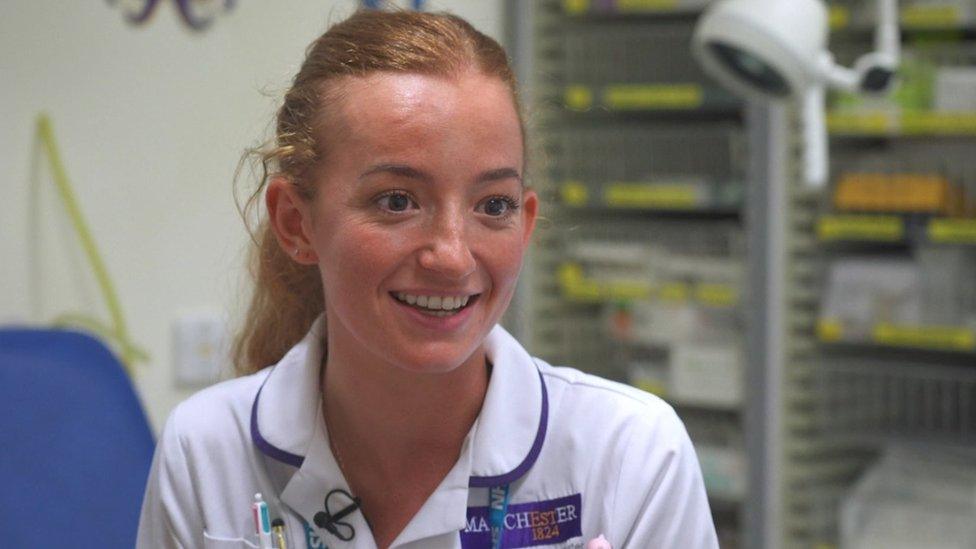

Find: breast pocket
<box><xmin>203</xmin><ymin>530</ymin><xmax>259</xmax><ymax>548</ymax></box>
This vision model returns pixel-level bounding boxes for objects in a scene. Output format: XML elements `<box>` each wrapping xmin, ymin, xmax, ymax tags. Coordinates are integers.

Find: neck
<box><xmin>321</xmin><ymin>338</ymin><xmax>488</xmax><ymax>482</ymax></box>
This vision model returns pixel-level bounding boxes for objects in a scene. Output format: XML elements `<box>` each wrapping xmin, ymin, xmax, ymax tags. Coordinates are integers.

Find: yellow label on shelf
<box><xmin>829</xmin><ymin>112</ymin><xmax>976</xmax><ymax>136</ymax></box>
<box><xmin>817</xmin><ymin>319</ymin><xmax>844</xmax><ymax>342</ymax></box>
<box><xmin>562</xmin><ymin>0</ymin><xmax>591</xmax><ymax>14</ymax></box>
<box><xmin>828</xmin><ymin>5</ymin><xmax>851</xmax><ymax>29</ymax></box>
<box><xmin>557</xmin><ymin>263</ymin><xmax>653</xmax><ymax>301</ymax></box>
<box><xmin>901</xmin><ymin>5</ymin><xmax>961</xmax><ymax>28</ymax></box>
<box><xmin>901</xmin><ymin>112</ymin><xmax>976</xmax><ymax>135</ymax></box>
<box><xmin>616</xmin><ymin>0</ymin><xmax>680</xmax><ymax>12</ymax></box>
<box><xmin>827</xmin><ymin>112</ymin><xmax>892</xmax><ymax>134</ymax></box>
<box><xmin>558</xmin><ymin>262</ymin><xmax>584</xmax><ymax>284</ymax></box>
<box><xmin>561</xmin><ymin>181</ymin><xmax>590</xmax><ymax>207</ymax></box>
<box><xmin>658</xmin><ymin>282</ymin><xmax>690</xmax><ymax>302</ymax></box>
<box><xmin>633</xmin><ymin>379</ymin><xmax>668</xmax><ymax>397</ymax></box>
<box><xmin>603</xmin><ymin>84</ymin><xmax>704</xmax><ymax>110</ymax></box>
<box><xmin>928</xmin><ymin>219</ymin><xmax>976</xmax><ymax>244</ymax></box>
<box><xmin>873</xmin><ymin>324</ymin><xmax>976</xmax><ymax>352</ymax></box>
<box><xmin>564</xmin><ymin>85</ymin><xmax>594</xmax><ymax>111</ymax></box>
<box><xmin>817</xmin><ymin>215</ymin><xmax>904</xmax><ymax>241</ymax></box>
<box><xmin>560</xmin><ymin>264</ymin><xmax>739</xmax><ymax>305</ymax></box>
<box><xmin>604</xmin><ymin>182</ymin><xmax>700</xmax><ymax>209</ymax></box>
<box><xmin>695</xmin><ymin>283</ymin><xmax>739</xmax><ymax>308</ymax></box>
<box><xmin>566</xmin><ymin>284</ymin><xmax>603</xmax><ymax>301</ymax></box>
<box><xmin>557</xmin><ymin>263</ymin><xmax>602</xmax><ymax>301</ymax></box>
<box><xmin>607</xmin><ymin>282</ymin><xmax>654</xmax><ymax>300</ymax></box>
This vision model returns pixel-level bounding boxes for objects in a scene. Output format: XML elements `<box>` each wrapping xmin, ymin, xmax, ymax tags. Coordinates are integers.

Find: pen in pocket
<box><xmin>272</xmin><ymin>518</ymin><xmax>288</xmax><ymax>549</ymax></box>
<box><xmin>252</xmin><ymin>493</ymin><xmax>274</xmax><ymax>549</ymax></box>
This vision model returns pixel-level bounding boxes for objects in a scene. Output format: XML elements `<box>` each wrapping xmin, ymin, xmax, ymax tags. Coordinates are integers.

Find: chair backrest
<box><xmin>0</xmin><ymin>328</ymin><xmax>155</xmax><ymax>549</ymax></box>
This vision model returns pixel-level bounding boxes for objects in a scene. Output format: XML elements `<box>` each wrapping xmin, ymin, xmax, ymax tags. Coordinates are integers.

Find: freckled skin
<box><xmin>306</xmin><ymin>71</ymin><xmax>538</xmax><ymax>376</ymax></box>
<box><xmin>264</xmin><ymin>70</ymin><xmax>539</xmax><ymax>547</ymax></box>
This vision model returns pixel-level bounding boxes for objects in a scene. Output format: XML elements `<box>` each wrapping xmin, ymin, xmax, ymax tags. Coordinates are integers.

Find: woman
<box><xmin>137</xmin><ymin>9</ymin><xmax>718</xmax><ymax>549</ymax></box>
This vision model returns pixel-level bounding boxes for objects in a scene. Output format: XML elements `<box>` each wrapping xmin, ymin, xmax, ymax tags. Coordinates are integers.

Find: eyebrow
<box><xmin>478</xmin><ymin>167</ymin><xmax>523</xmax><ymax>184</ymax></box>
<box><xmin>358</xmin><ymin>163</ymin><xmax>522</xmax><ymax>184</ymax></box>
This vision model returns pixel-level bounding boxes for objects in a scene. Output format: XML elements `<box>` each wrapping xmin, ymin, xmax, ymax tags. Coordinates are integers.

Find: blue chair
<box><xmin>0</xmin><ymin>328</ymin><xmax>155</xmax><ymax>548</ymax></box>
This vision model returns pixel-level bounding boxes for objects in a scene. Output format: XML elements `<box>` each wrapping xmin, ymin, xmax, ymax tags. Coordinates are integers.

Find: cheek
<box><xmin>316</xmin><ymin>222</ymin><xmax>408</xmax><ymax>291</ymax></box>
<box><xmin>481</xmin><ymin>235</ymin><xmax>527</xmax><ymax>288</ymax></box>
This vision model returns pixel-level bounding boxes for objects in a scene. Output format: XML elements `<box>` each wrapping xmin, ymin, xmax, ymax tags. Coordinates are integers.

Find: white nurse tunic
<box><xmin>137</xmin><ymin>316</ymin><xmax>719</xmax><ymax>548</ymax></box>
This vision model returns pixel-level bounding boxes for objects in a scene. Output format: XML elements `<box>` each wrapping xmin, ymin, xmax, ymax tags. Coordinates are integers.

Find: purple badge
<box><xmin>461</xmin><ymin>493</ymin><xmax>582</xmax><ymax>548</ymax></box>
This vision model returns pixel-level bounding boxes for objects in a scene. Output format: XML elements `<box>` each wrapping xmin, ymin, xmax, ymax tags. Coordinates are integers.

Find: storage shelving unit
<box><xmin>781</xmin><ymin>1</ymin><xmax>976</xmax><ymax>546</ymax></box>
<box><xmin>514</xmin><ymin>1</ymin><xmax>756</xmax><ymax>546</ymax></box>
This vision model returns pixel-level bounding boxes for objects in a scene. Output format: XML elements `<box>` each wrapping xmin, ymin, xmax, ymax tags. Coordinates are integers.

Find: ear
<box><xmin>265</xmin><ymin>176</ymin><xmax>319</xmax><ymax>265</ymax></box>
<box><xmin>520</xmin><ymin>189</ymin><xmax>539</xmax><ymax>246</ymax></box>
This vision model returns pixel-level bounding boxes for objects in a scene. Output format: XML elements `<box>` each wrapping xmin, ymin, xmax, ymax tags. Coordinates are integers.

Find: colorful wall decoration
<box><xmin>106</xmin><ymin>0</ymin><xmax>236</xmax><ymax>31</ymax></box>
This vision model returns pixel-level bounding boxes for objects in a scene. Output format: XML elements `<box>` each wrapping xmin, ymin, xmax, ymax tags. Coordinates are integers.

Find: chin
<box><xmin>389</xmin><ymin>344</ymin><xmax>483</xmax><ymax>376</ymax></box>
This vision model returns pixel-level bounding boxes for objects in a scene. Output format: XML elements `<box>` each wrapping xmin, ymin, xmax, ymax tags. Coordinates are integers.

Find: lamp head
<box><xmin>693</xmin><ymin>0</ymin><xmax>830</xmax><ymax>101</ymax></box>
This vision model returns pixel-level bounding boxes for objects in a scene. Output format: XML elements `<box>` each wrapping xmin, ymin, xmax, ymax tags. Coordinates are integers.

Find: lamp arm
<box><xmin>875</xmin><ymin>0</ymin><xmax>900</xmax><ymax>63</ymax></box>
<box><xmin>801</xmin><ymin>85</ymin><xmax>829</xmax><ymax>187</ymax></box>
<box><xmin>850</xmin><ymin>0</ymin><xmax>901</xmax><ymax>92</ymax></box>
<box><xmin>818</xmin><ymin>52</ymin><xmax>861</xmax><ymax>92</ymax></box>
<box><xmin>817</xmin><ymin>0</ymin><xmax>900</xmax><ymax>94</ymax></box>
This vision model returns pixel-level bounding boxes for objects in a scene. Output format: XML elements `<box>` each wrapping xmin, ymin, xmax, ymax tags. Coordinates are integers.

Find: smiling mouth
<box><xmin>392</xmin><ymin>292</ymin><xmax>481</xmax><ymax>317</ymax></box>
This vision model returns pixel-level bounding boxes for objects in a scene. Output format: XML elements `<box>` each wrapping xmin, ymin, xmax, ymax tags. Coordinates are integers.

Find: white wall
<box><xmin>0</xmin><ymin>0</ymin><xmax>505</xmax><ymax>432</ymax></box>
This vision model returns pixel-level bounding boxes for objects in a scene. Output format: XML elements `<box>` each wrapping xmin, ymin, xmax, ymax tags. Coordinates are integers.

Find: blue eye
<box><xmin>377</xmin><ymin>192</ymin><xmax>415</xmax><ymax>213</ymax></box>
<box><xmin>480</xmin><ymin>196</ymin><xmax>519</xmax><ymax>217</ymax></box>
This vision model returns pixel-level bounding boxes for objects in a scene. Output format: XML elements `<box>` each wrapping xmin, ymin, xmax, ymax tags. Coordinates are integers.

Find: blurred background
<box><xmin>3</xmin><ymin>0</ymin><xmax>976</xmax><ymax>547</ymax></box>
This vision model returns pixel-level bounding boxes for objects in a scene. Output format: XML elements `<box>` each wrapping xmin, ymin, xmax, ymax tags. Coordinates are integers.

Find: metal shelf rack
<box><xmin>781</xmin><ymin>2</ymin><xmax>976</xmax><ymax>546</ymax></box>
<box><xmin>509</xmin><ymin>2</ymin><xmax>759</xmax><ymax>547</ymax></box>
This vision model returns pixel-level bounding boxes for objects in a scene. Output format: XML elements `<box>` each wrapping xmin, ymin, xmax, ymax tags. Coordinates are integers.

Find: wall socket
<box><xmin>172</xmin><ymin>312</ymin><xmax>227</xmax><ymax>387</ymax></box>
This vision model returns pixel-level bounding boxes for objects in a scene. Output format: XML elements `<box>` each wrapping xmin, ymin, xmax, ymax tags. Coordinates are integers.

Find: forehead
<box><xmin>322</xmin><ymin>71</ymin><xmax>522</xmax><ymax>158</ymax></box>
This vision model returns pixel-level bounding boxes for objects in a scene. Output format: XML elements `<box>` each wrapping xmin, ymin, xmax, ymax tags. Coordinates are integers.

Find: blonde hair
<box><xmin>232</xmin><ymin>9</ymin><xmax>524</xmax><ymax>376</ymax></box>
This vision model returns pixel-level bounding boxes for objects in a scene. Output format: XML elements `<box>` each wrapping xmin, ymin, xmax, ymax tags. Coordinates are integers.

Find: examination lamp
<box><xmin>693</xmin><ymin>0</ymin><xmax>900</xmax><ymax>186</ymax></box>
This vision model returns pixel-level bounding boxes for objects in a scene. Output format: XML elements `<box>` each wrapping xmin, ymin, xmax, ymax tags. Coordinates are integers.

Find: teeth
<box><xmin>394</xmin><ymin>292</ymin><xmax>474</xmax><ymax>311</ymax></box>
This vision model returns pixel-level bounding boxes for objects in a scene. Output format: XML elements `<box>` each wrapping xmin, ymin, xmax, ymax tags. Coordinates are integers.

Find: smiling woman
<box><xmin>136</xmin><ymin>9</ymin><xmax>718</xmax><ymax>549</ymax></box>
<box><xmin>274</xmin><ymin>70</ymin><xmax>535</xmax><ymax>381</ymax></box>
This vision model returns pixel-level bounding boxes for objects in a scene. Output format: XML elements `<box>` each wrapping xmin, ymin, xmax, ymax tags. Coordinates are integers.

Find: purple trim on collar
<box><xmin>468</xmin><ymin>370</ymin><xmax>548</xmax><ymax>488</ymax></box>
<box><xmin>249</xmin><ymin>363</ymin><xmax>550</xmax><ymax>484</ymax></box>
<box><xmin>250</xmin><ymin>378</ymin><xmax>305</xmax><ymax>468</ymax></box>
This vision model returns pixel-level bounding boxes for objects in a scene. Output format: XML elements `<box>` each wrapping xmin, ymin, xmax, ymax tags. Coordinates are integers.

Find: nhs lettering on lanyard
<box><xmin>462</xmin><ymin>493</ymin><xmax>583</xmax><ymax>549</ymax></box>
<box><xmin>489</xmin><ymin>485</ymin><xmax>510</xmax><ymax>549</ymax></box>
<box><xmin>303</xmin><ymin>521</ymin><xmax>328</xmax><ymax>549</ymax></box>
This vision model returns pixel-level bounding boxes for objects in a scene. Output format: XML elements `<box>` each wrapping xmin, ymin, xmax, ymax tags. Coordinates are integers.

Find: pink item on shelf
<box><xmin>586</xmin><ymin>534</ymin><xmax>612</xmax><ymax>549</ymax></box>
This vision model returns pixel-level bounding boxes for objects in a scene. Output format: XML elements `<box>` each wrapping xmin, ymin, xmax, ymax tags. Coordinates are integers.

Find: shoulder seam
<box><xmin>538</xmin><ymin>364</ymin><xmax>661</xmax><ymax>408</ymax></box>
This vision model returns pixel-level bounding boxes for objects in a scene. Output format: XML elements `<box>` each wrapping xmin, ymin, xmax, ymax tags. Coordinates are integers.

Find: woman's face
<box><xmin>304</xmin><ymin>71</ymin><xmax>537</xmax><ymax>374</ymax></box>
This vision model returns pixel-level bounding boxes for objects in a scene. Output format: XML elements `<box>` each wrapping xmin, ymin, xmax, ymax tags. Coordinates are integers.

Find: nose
<box><xmin>417</xmin><ymin>211</ymin><xmax>476</xmax><ymax>280</ymax></box>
